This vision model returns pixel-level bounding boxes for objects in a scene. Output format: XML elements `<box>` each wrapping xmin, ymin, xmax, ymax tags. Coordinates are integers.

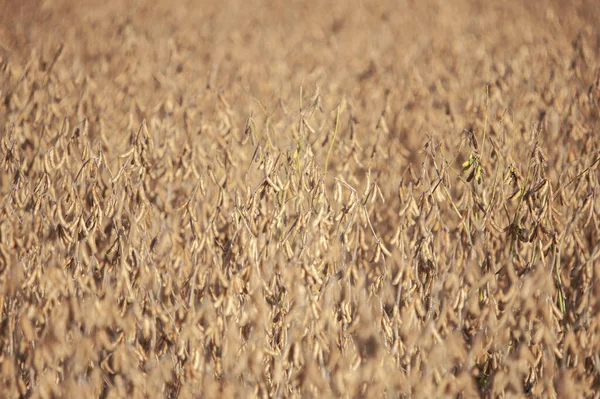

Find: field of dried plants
<box><xmin>1</xmin><ymin>0</ymin><xmax>600</xmax><ymax>397</ymax></box>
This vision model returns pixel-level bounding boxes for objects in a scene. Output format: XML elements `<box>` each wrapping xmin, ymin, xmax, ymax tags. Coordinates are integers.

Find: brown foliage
<box><xmin>1</xmin><ymin>0</ymin><xmax>599</xmax><ymax>397</ymax></box>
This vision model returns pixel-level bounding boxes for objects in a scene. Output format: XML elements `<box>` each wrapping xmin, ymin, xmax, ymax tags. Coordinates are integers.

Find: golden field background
<box><xmin>1</xmin><ymin>0</ymin><xmax>600</xmax><ymax>397</ymax></box>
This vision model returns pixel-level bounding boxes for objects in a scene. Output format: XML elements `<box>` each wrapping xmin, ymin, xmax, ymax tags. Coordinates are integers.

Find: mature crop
<box><xmin>1</xmin><ymin>0</ymin><xmax>599</xmax><ymax>397</ymax></box>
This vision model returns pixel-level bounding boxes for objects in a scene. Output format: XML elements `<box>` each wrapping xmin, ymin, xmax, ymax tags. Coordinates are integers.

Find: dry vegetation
<box><xmin>1</xmin><ymin>0</ymin><xmax>600</xmax><ymax>397</ymax></box>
